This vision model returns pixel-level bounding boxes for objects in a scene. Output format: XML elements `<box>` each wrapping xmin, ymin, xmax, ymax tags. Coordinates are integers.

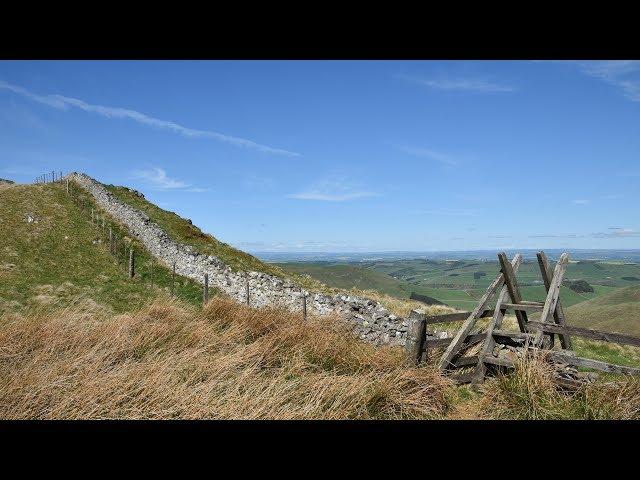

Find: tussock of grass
<box><xmin>0</xmin><ymin>296</ymin><xmax>452</xmax><ymax>419</ymax></box>
<box><xmin>457</xmin><ymin>354</ymin><xmax>640</xmax><ymax>420</ymax></box>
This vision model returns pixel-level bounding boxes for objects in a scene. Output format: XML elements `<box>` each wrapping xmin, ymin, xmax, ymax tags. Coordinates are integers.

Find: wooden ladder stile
<box><xmin>473</xmin><ymin>254</ymin><xmax>523</xmax><ymax>384</ymax></box>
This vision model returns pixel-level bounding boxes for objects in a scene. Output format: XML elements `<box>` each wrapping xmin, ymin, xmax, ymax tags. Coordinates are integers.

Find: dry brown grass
<box><xmin>354</xmin><ymin>288</ymin><xmax>455</xmax><ymax>318</ymax></box>
<box><xmin>455</xmin><ymin>353</ymin><xmax>640</xmax><ymax>420</ymax></box>
<box><xmin>0</xmin><ymin>296</ymin><xmax>453</xmax><ymax>419</ymax></box>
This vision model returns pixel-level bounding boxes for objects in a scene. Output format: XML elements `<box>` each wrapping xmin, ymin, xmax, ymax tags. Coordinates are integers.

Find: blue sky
<box><xmin>1</xmin><ymin>60</ymin><xmax>639</xmax><ymax>252</ymax></box>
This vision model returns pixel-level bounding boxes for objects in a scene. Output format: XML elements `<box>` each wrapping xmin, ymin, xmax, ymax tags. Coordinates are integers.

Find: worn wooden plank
<box><xmin>492</xmin><ymin>329</ymin><xmax>532</xmax><ymax>340</ymax></box>
<box><xmin>426</xmin><ymin>333</ymin><xmax>486</xmax><ymax>349</ymax></box>
<box><xmin>482</xmin><ymin>355</ymin><xmax>515</xmax><ymax>368</ymax></box>
<box><xmin>452</xmin><ymin>356</ymin><xmax>480</xmax><ymax>368</ymax></box>
<box><xmin>473</xmin><ymin>255</ymin><xmax>523</xmax><ymax>383</ymax></box>
<box><xmin>527</xmin><ymin>321</ymin><xmax>640</xmax><ymax>348</ymax></box>
<box><xmin>535</xmin><ymin>253</ymin><xmax>569</xmax><ymax>346</ymax></box>
<box><xmin>537</xmin><ymin>251</ymin><xmax>572</xmax><ymax>349</ymax></box>
<box><xmin>203</xmin><ymin>273</ymin><xmax>209</xmax><ymax>304</ymax></box>
<box><xmin>549</xmin><ymin>352</ymin><xmax>640</xmax><ymax>376</ymax></box>
<box><xmin>498</xmin><ymin>252</ymin><xmax>528</xmax><ymax>332</ymax></box>
<box><xmin>405</xmin><ymin>315</ymin><xmax>427</xmax><ymax>364</ymax></box>
<box><xmin>501</xmin><ymin>302</ymin><xmax>543</xmax><ymax>312</ymax></box>
<box><xmin>438</xmin><ymin>265</ymin><xmax>510</xmax><ymax>371</ymax></box>
<box><xmin>417</xmin><ymin>309</ymin><xmax>494</xmax><ymax>325</ymax></box>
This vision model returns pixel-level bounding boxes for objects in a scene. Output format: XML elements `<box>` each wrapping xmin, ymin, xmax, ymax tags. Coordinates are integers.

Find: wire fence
<box><xmin>42</xmin><ymin>173</ymin><xmax>206</xmax><ymax>306</ymax></box>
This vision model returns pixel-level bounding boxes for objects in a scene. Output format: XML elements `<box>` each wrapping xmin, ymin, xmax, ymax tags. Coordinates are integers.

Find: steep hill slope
<box><xmin>0</xmin><ymin>182</ymin><xmax>204</xmax><ymax>315</ymax></box>
<box><xmin>97</xmin><ymin>177</ymin><xmax>436</xmax><ymax>319</ymax></box>
<box><xmin>566</xmin><ymin>286</ymin><xmax>640</xmax><ymax>335</ymax></box>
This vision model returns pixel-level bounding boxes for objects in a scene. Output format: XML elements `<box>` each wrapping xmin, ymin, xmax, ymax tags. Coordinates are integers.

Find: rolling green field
<box><xmin>276</xmin><ymin>258</ymin><xmax>640</xmax><ymax>312</ymax></box>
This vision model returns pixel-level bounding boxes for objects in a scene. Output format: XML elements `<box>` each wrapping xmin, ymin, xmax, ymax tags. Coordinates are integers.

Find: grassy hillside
<box><xmin>105</xmin><ymin>185</ymin><xmax>303</xmax><ymax>279</ymax></box>
<box><xmin>0</xmin><ymin>182</ymin><xmax>205</xmax><ymax>315</ymax></box>
<box><xmin>103</xmin><ymin>184</ymin><xmax>432</xmax><ymax>316</ymax></box>
<box><xmin>566</xmin><ymin>286</ymin><xmax>640</xmax><ymax>335</ymax></box>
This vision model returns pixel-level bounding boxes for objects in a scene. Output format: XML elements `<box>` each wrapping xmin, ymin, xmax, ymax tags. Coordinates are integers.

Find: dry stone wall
<box><xmin>69</xmin><ymin>172</ymin><xmax>411</xmax><ymax>346</ymax></box>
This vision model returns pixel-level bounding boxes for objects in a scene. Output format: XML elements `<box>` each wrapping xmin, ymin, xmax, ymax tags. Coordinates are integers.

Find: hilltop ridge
<box><xmin>63</xmin><ymin>173</ymin><xmax>452</xmax><ymax>346</ymax></box>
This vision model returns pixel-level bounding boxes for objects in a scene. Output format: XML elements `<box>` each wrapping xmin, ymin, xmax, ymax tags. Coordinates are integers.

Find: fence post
<box><xmin>129</xmin><ymin>249</ymin><xmax>135</xmax><ymax>278</ymax></box>
<box><xmin>171</xmin><ymin>262</ymin><xmax>176</xmax><ymax>296</ymax></box>
<box><xmin>245</xmin><ymin>272</ymin><xmax>250</xmax><ymax>306</ymax></box>
<box><xmin>405</xmin><ymin>310</ymin><xmax>427</xmax><ymax>365</ymax></box>
<box><xmin>150</xmin><ymin>259</ymin><xmax>154</xmax><ymax>288</ymax></box>
<box><xmin>203</xmin><ymin>273</ymin><xmax>209</xmax><ymax>305</ymax></box>
<box><xmin>109</xmin><ymin>228</ymin><xmax>113</xmax><ymax>254</ymax></box>
<box><xmin>302</xmin><ymin>292</ymin><xmax>307</xmax><ymax>320</ymax></box>
<box><xmin>91</xmin><ymin>209</ymin><xmax>94</xmax><ymax>225</ymax></box>
<box><xmin>66</xmin><ymin>178</ymin><xmax>69</xmax><ymax>194</ymax></box>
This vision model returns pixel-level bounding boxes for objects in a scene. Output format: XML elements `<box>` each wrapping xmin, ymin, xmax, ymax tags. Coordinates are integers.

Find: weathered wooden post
<box><xmin>302</xmin><ymin>292</ymin><xmax>307</xmax><ymax>320</ymax></box>
<box><xmin>245</xmin><ymin>272</ymin><xmax>250</xmax><ymax>306</ymax></box>
<box><xmin>203</xmin><ymin>273</ymin><xmax>209</xmax><ymax>304</ymax></box>
<box><xmin>91</xmin><ymin>209</ymin><xmax>94</xmax><ymax>225</ymax></box>
<box><xmin>66</xmin><ymin>178</ymin><xmax>69</xmax><ymax>194</ymax></box>
<box><xmin>150</xmin><ymin>259</ymin><xmax>154</xmax><ymax>288</ymax></box>
<box><xmin>109</xmin><ymin>227</ymin><xmax>113</xmax><ymax>254</ymax></box>
<box><xmin>129</xmin><ymin>249</ymin><xmax>135</xmax><ymax>278</ymax></box>
<box><xmin>405</xmin><ymin>310</ymin><xmax>427</xmax><ymax>365</ymax></box>
<box><xmin>171</xmin><ymin>262</ymin><xmax>176</xmax><ymax>296</ymax></box>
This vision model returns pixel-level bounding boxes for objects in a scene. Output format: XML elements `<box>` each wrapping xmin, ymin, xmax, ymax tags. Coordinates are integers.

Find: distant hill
<box><xmin>566</xmin><ymin>285</ymin><xmax>640</xmax><ymax>335</ymax></box>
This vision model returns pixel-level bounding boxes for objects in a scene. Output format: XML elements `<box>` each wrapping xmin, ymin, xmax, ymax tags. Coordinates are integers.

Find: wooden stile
<box><xmin>438</xmin><ymin>258</ymin><xmax>515</xmax><ymax>371</ymax></box>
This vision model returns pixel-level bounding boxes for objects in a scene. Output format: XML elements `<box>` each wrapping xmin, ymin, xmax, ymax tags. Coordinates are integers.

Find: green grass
<box><xmin>276</xmin><ymin>262</ymin><xmax>480</xmax><ymax>309</ymax></box>
<box><xmin>0</xmin><ymin>182</ymin><xmax>205</xmax><ymax>315</ymax></box>
<box><xmin>566</xmin><ymin>285</ymin><xmax>640</xmax><ymax>335</ymax></box>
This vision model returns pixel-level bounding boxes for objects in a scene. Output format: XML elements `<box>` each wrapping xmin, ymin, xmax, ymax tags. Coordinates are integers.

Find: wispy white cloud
<box><xmin>417</xmin><ymin>208</ymin><xmax>480</xmax><ymax>217</ymax></box>
<box><xmin>287</xmin><ymin>176</ymin><xmax>378</xmax><ymax>202</ymax></box>
<box><xmin>0</xmin><ymin>79</ymin><xmax>299</xmax><ymax>156</ymax></box>
<box><xmin>394</xmin><ymin>144</ymin><xmax>458</xmax><ymax>165</ymax></box>
<box><xmin>572</xmin><ymin>199</ymin><xmax>590</xmax><ymax>205</ymax></box>
<box><xmin>571</xmin><ymin>61</ymin><xmax>640</xmax><ymax>102</ymax></box>
<box><xmin>132</xmin><ymin>167</ymin><xmax>209</xmax><ymax>192</ymax></box>
<box><xmin>397</xmin><ymin>73</ymin><xmax>516</xmax><ymax>93</ymax></box>
<box><xmin>593</xmin><ymin>228</ymin><xmax>640</xmax><ymax>238</ymax></box>
<box><xmin>528</xmin><ymin>228</ymin><xmax>640</xmax><ymax>239</ymax></box>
